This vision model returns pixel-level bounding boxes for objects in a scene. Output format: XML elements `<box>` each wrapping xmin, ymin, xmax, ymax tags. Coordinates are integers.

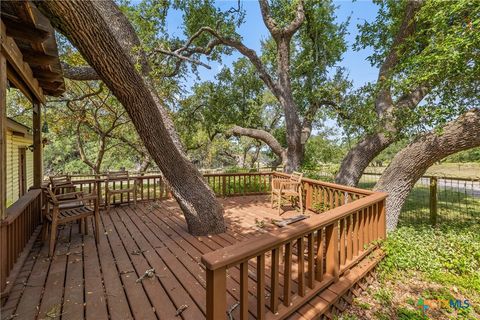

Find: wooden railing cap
<box><xmin>201</xmin><ymin>191</ymin><xmax>387</xmax><ymax>270</ymax></box>
<box><xmin>2</xmin><ymin>189</ymin><xmax>42</xmax><ymax>226</ymax></box>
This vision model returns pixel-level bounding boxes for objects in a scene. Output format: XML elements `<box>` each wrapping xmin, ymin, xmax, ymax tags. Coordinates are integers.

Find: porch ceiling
<box><xmin>1</xmin><ymin>0</ymin><xmax>65</xmax><ymax>98</ymax></box>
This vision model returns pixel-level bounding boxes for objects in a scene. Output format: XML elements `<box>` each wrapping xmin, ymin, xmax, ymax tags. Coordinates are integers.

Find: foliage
<box><xmin>444</xmin><ymin>148</ymin><xmax>480</xmax><ymax>163</ymax></box>
<box><xmin>302</xmin><ymin>133</ymin><xmax>347</xmax><ymax>167</ymax></box>
<box><xmin>339</xmin><ymin>0</ymin><xmax>480</xmax><ymax>138</ymax></box>
<box><xmin>379</xmin><ymin>223</ymin><xmax>480</xmax><ymax>293</ymax></box>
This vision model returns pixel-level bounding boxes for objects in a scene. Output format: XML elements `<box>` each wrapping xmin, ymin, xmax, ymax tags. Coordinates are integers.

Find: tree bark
<box><xmin>335</xmin><ymin>132</ymin><xmax>395</xmax><ymax>186</ymax></box>
<box><xmin>39</xmin><ymin>0</ymin><xmax>225</xmax><ymax>235</ymax></box>
<box><xmin>374</xmin><ymin>109</ymin><xmax>480</xmax><ymax>231</ymax></box>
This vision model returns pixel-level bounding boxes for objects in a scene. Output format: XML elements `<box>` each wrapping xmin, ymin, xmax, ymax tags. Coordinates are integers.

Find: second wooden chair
<box><xmin>271</xmin><ymin>171</ymin><xmax>304</xmax><ymax>215</ymax></box>
<box><xmin>105</xmin><ymin>171</ymin><xmax>137</xmax><ymax>213</ymax></box>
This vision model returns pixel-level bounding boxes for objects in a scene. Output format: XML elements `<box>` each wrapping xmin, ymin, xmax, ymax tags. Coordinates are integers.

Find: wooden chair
<box><xmin>49</xmin><ymin>175</ymin><xmax>76</xmax><ymax>195</ymax></box>
<box><xmin>105</xmin><ymin>171</ymin><xmax>137</xmax><ymax>213</ymax></box>
<box><xmin>44</xmin><ymin>187</ymin><xmax>100</xmax><ymax>257</ymax></box>
<box><xmin>271</xmin><ymin>171</ymin><xmax>304</xmax><ymax>215</ymax></box>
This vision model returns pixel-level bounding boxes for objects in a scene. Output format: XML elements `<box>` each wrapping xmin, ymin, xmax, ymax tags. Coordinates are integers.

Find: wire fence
<box><xmin>359</xmin><ymin>173</ymin><xmax>480</xmax><ymax>226</ymax></box>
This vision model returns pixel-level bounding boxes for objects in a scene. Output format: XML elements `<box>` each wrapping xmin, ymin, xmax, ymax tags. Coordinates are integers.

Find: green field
<box><xmin>366</xmin><ymin>163</ymin><xmax>480</xmax><ymax>179</ymax></box>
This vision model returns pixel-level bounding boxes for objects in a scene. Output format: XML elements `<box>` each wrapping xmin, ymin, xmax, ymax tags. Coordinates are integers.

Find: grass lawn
<box><xmin>357</xmin><ymin>181</ymin><xmax>480</xmax><ymax>225</ymax></box>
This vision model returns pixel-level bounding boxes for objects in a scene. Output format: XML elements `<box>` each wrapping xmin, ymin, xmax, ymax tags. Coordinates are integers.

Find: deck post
<box><xmin>32</xmin><ymin>101</ymin><xmax>42</xmax><ymax>188</ymax></box>
<box><xmin>206</xmin><ymin>267</ymin><xmax>227</xmax><ymax>320</ymax></box>
<box><xmin>0</xmin><ymin>48</ymin><xmax>6</xmax><ymax>219</ymax></box>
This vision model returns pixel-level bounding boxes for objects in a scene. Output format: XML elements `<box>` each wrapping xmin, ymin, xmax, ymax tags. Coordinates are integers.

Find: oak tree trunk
<box><xmin>374</xmin><ymin>109</ymin><xmax>480</xmax><ymax>231</ymax></box>
<box><xmin>39</xmin><ymin>0</ymin><xmax>226</xmax><ymax>235</ymax></box>
<box><xmin>335</xmin><ymin>132</ymin><xmax>395</xmax><ymax>186</ymax></box>
<box><xmin>276</xmin><ymin>38</ymin><xmax>303</xmax><ymax>173</ymax></box>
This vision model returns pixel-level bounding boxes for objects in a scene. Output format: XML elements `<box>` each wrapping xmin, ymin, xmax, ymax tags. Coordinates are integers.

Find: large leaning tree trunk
<box><xmin>374</xmin><ymin>108</ymin><xmax>480</xmax><ymax>231</ymax></box>
<box><xmin>335</xmin><ymin>132</ymin><xmax>395</xmax><ymax>186</ymax></box>
<box><xmin>38</xmin><ymin>0</ymin><xmax>226</xmax><ymax>235</ymax></box>
<box><xmin>335</xmin><ymin>0</ymin><xmax>427</xmax><ymax>186</ymax></box>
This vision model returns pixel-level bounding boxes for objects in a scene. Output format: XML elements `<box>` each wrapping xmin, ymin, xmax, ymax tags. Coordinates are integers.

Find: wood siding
<box><xmin>6</xmin><ymin>130</ymin><xmax>33</xmax><ymax>207</ymax></box>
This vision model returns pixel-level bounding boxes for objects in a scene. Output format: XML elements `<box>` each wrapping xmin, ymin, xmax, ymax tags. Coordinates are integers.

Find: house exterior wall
<box><xmin>5</xmin><ymin>130</ymin><xmax>34</xmax><ymax>207</ymax></box>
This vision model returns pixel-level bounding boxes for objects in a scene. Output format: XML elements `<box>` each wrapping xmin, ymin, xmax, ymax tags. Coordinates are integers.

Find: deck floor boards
<box><xmin>2</xmin><ymin>195</ymin><xmax>377</xmax><ymax>320</ymax></box>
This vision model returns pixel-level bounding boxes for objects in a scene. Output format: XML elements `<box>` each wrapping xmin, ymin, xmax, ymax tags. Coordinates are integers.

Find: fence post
<box><xmin>429</xmin><ymin>177</ymin><xmax>438</xmax><ymax>226</ymax></box>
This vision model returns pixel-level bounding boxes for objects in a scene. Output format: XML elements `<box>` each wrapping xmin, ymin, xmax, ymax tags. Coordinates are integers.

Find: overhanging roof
<box><xmin>1</xmin><ymin>0</ymin><xmax>65</xmax><ymax>98</ymax></box>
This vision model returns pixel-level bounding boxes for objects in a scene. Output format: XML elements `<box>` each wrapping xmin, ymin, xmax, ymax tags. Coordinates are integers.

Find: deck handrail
<box><xmin>1</xmin><ymin>189</ymin><xmax>43</xmax><ymax>296</ymax></box>
<box><xmin>2</xmin><ymin>189</ymin><xmax>42</xmax><ymax>225</ymax></box>
<box><xmin>202</xmin><ymin>191</ymin><xmax>387</xmax><ymax>270</ymax></box>
<box><xmin>201</xmin><ymin>176</ymin><xmax>387</xmax><ymax>320</ymax></box>
<box><xmin>273</xmin><ymin>172</ymin><xmax>374</xmax><ymax>197</ymax></box>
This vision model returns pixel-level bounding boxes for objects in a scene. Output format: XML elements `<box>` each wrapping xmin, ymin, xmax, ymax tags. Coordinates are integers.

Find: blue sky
<box><xmin>164</xmin><ymin>0</ymin><xmax>380</xmax><ymax>90</ymax></box>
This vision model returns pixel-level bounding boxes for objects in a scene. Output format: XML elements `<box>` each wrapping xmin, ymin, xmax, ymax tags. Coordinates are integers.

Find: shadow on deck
<box><xmin>1</xmin><ymin>196</ymin><xmax>383</xmax><ymax>320</ymax></box>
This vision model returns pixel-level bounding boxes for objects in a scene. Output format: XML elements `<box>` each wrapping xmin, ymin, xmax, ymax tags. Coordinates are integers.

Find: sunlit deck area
<box><xmin>1</xmin><ymin>172</ymin><xmax>386</xmax><ymax>320</ymax></box>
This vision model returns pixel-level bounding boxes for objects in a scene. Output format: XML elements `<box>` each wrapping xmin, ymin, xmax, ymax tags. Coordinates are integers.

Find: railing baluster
<box><xmin>363</xmin><ymin>207</ymin><xmax>369</xmax><ymax>248</ymax></box>
<box><xmin>315</xmin><ymin>229</ymin><xmax>323</xmax><ymax>281</ymax></box>
<box><xmin>346</xmin><ymin>215</ymin><xmax>353</xmax><ymax>262</ymax></box>
<box><xmin>257</xmin><ymin>254</ymin><xmax>265</xmax><ymax>320</ymax></box>
<box><xmin>307</xmin><ymin>232</ymin><xmax>314</xmax><ymax>289</ymax></box>
<box><xmin>240</xmin><ymin>261</ymin><xmax>249</xmax><ymax>320</ymax></box>
<box><xmin>147</xmin><ymin>178</ymin><xmax>151</xmax><ymax>200</ymax></box>
<box><xmin>325</xmin><ymin>223</ymin><xmax>339</xmax><ymax>281</ymax></box>
<box><xmin>270</xmin><ymin>247</ymin><xmax>280</xmax><ymax>313</ymax></box>
<box><xmin>379</xmin><ymin>199</ymin><xmax>386</xmax><ymax>239</ymax></box>
<box><xmin>358</xmin><ymin>209</ymin><xmax>364</xmax><ymax>252</ymax></box>
<box><xmin>370</xmin><ymin>205</ymin><xmax>375</xmax><ymax>242</ymax></box>
<box><xmin>339</xmin><ymin>218</ymin><xmax>346</xmax><ymax>267</ymax></box>
<box><xmin>283</xmin><ymin>242</ymin><xmax>292</xmax><ymax>306</ymax></box>
<box><xmin>243</xmin><ymin>175</ymin><xmax>246</xmax><ymax>195</ymax></box>
<box><xmin>297</xmin><ymin>237</ymin><xmax>305</xmax><ymax>296</ymax></box>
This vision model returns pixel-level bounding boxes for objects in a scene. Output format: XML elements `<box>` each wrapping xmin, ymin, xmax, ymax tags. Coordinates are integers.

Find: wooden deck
<box><xmin>1</xmin><ymin>196</ymin><xmax>382</xmax><ymax>320</ymax></box>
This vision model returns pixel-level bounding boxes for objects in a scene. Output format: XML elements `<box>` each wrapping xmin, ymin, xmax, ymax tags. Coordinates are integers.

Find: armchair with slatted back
<box><xmin>49</xmin><ymin>175</ymin><xmax>76</xmax><ymax>195</ymax></box>
<box><xmin>105</xmin><ymin>171</ymin><xmax>137</xmax><ymax>213</ymax></box>
<box><xmin>44</xmin><ymin>187</ymin><xmax>100</xmax><ymax>257</ymax></box>
<box><xmin>271</xmin><ymin>171</ymin><xmax>304</xmax><ymax>215</ymax></box>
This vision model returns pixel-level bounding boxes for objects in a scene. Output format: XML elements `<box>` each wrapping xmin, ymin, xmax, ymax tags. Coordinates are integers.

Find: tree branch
<box><xmin>185</xmin><ymin>26</ymin><xmax>278</xmax><ymax>94</ymax></box>
<box><xmin>395</xmin><ymin>84</ymin><xmax>430</xmax><ymax>109</ymax></box>
<box><xmin>258</xmin><ymin>0</ymin><xmax>305</xmax><ymax>39</ymax></box>
<box><xmin>228</xmin><ymin>125</ymin><xmax>286</xmax><ymax>162</ymax></box>
<box><xmin>61</xmin><ymin>62</ymin><xmax>100</xmax><ymax>81</ymax></box>
<box><xmin>282</xmin><ymin>0</ymin><xmax>305</xmax><ymax>37</ymax></box>
<box><xmin>375</xmin><ymin>0</ymin><xmax>423</xmax><ymax>117</ymax></box>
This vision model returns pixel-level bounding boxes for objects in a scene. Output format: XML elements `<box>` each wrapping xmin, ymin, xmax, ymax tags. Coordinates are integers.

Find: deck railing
<box><xmin>1</xmin><ymin>189</ymin><xmax>42</xmax><ymax>296</ymax></box>
<box><xmin>204</xmin><ymin>172</ymin><xmax>273</xmax><ymax>196</ymax></box>
<box><xmin>67</xmin><ymin>174</ymin><xmax>170</xmax><ymax>206</ymax></box>
<box><xmin>201</xmin><ymin>177</ymin><xmax>386</xmax><ymax>320</ymax></box>
<box><xmin>68</xmin><ymin>172</ymin><xmax>275</xmax><ymax>206</ymax></box>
